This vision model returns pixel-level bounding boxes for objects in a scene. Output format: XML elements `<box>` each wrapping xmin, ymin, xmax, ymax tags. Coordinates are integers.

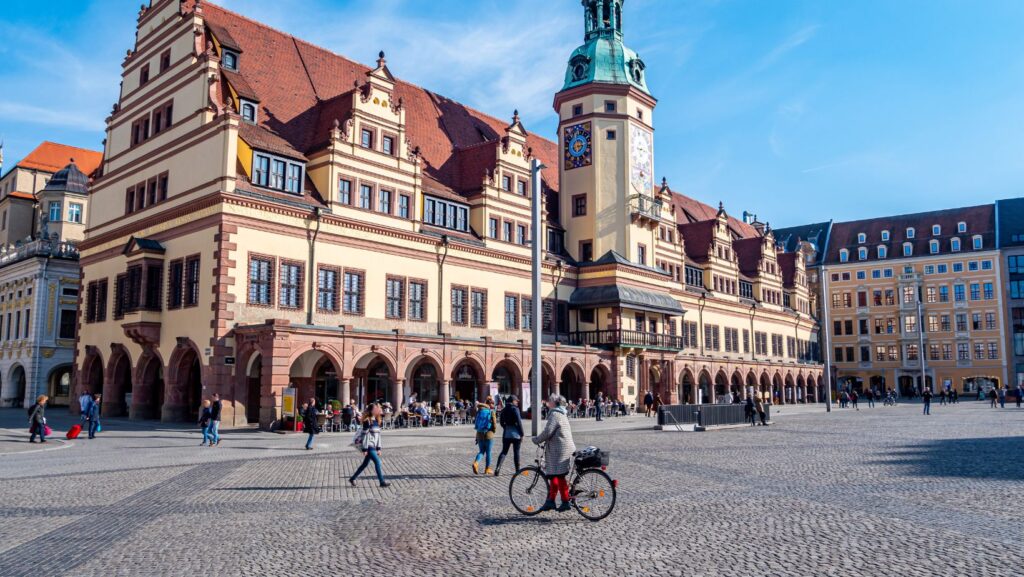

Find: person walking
<box><xmin>951</xmin><ymin>388</ymin><xmax>958</xmax><ymax>404</ymax></box>
<box><xmin>198</xmin><ymin>400</ymin><xmax>214</xmax><ymax>446</ymax></box>
<box><xmin>988</xmin><ymin>388</ymin><xmax>998</xmax><ymax>408</ymax></box>
<box><xmin>653</xmin><ymin>394</ymin><xmax>664</xmax><ymax>416</ymax></box>
<box><xmin>1016</xmin><ymin>384</ymin><xmax>1023</xmax><ymax>409</ymax></box>
<box><xmin>532</xmin><ymin>394</ymin><xmax>577</xmax><ymax>512</ymax></box>
<box><xmin>494</xmin><ymin>395</ymin><xmax>524</xmax><ymax>476</ymax></box>
<box><xmin>349</xmin><ymin>403</ymin><xmax>390</xmax><ymax>487</ymax></box>
<box><xmin>744</xmin><ymin>396</ymin><xmax>756</xmax><ymax>427</ymax></box>
<box><xmin>595</xmin><ymin>391</ymin><xmax>604</xmax><ymax>422</ymax></box>
<box><xmin>209</xmin><ymin>393</ymin><xmax>222</xmax><ymax>446</ymax></box>
<box><xmin>938</xmin><ymin>389</ymin><xmax>947</xmax><ymax>406</ymax></box>
<box><xmin>78</xmin><ymin>389</ymin><xmax>92</xmax><ymax>423</ymax></box>
<box><xmin>755</xmin><ymin>396</ymin><xmax>768</xmax><ymax>426</ymax></box>
<box><xmin>851</xmin><ymin>390</ymin><xmax>859</xmax><ymax>411</ymax></box>
<box><xmin>922</xmin><ymin>388</ymin><xmax>932</xmax><ymax>415</ymax></box>
<box><xmin>87</xmin><ymin>394</ymin><xmax>102</xmax><ymax>439</ymax></box>
<box><xmin>302</xmin><ymin>399</ymin><xmax>319</xmax><ymax>450</ymax></box>
<box><xmin>865</xmin><ymin>388</ymin><xmax>875</xmax><ymax>408</ymax></box>
<box><xmin>472</xmin><ymin>398</ymin><xmax>497</xmax><ymax>474</ymax></box>
<box><xmin>28</xmin><ymin>395</ymin><xmax>48</xmax><ymax>443</ymax></box>
<box><xmin>644</xmin><ymin>390</ymin><xmax>655</xmax><ymax>416</ymax></box>
<box><xmin>998</xmin><ymin>387</ymin><xmax>1006</xmax><ymax>409</ymax></box>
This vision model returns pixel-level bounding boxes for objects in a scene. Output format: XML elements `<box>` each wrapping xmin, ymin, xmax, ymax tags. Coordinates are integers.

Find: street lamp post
<box><xmin>436</xmin><ymin>235</ymin><xmax>449</xmax><ymax>336</ymax></box>
<box><xmin>530</xmin><ymin>159</ymin><xmax>546</xmax><ymax>436</ymax></box>
<box><xmin>820</xmin><ymin>266</ymin><xmax>833</xmax><ymax>413</ymax></box>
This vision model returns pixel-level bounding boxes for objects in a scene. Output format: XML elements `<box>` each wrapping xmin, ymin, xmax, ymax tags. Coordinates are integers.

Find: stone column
<box><xmin>391</xmin><ymin>379</ymin><xmax>404</xmax><ymax>409</ymax></box>
<box><xmin>440</xmin><ymin>379</ymin><xmax>451</xmax><ymax>405</ymax></box>
<box><xmin>340</xmin><ymin>378</ymin><xmax>351</xmax><ymax>406</ymax></box>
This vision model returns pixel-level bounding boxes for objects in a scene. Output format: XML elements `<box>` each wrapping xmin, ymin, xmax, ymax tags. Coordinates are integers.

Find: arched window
<box><xmin>839</xmin><ymin>249</ymin><xmax>849</xmax><ymax>263</ymax></box>
<box><xmin>857</xmin><ymin>247</ymin><xmax>867</xmax><ymax>261</ymax></box>
<box><xmin>903</xmin><ymin>242</ymin><xmax>913</xmax><ymax>257</ymax></box>
<box><xmin>857</xmin><ymin>233</ymin><xmax>866</xmax><ymax>244</ymax></box>
<box><xmin>932</xmin><ymin>224</ymin><xmax>941</xmax><ymax>236</ymax></box>
<box><xmin>958</xmin><ymin>221</ymin><xmax>967</xmax><ymax>233</ymax></box>
<box><xmin>972</xmin><ymin>235</ymin><xmax>982</xmax><ymax>250</ymax></box>
<box><xmin>950</xmin><ymin>237</ymin><xmax>961</xmax><ymax>252</ymax></box>
<box><xmin>881</xmin><ymin>230</ymin><xmax>890</xmax><ymax>241</ymax></box>
<box><xmin>906</xmin><ymin>227</ymin><xmax>915</xmax><ymax>239</ymax></box>
<box><xmin>929</xmin><ymin>240</ymin><xmax>939</xmax><ymax>254</ymax></box>
<box><xmin>877</xmin><ymin>245</ymin><xmax>887</xmax><ymax>259</ymax></box>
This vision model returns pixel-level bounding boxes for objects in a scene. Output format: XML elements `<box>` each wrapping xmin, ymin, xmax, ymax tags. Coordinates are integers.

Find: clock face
<box><xmin>630</xmin><ymin>124</ymin><xmax>653</xmax><ymax>193</ymax></box>
<box><xmin>563</xmin><ymin>122</ymin><xmax>592</xmax><ymax>170</ymax></box>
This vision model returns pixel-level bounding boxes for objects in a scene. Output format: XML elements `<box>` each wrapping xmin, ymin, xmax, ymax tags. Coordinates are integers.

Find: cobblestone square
<box><xmin>1</xmin><ymin>403</ymin><xmax>1021</xmax><ymax>577</ymax></box>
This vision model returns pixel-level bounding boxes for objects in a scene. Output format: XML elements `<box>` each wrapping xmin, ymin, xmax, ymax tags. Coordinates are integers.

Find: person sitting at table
<box><xmin>415</xmin><ymin>403</ymin><xmax>430</xmax><ymax>426</ymax></box>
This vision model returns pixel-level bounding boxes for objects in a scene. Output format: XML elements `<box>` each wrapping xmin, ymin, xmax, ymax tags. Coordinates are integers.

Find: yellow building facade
<box><xmin>75</xmin><ymin>0</ymin><xmax>821</xmax><ymax>427</ymax></box>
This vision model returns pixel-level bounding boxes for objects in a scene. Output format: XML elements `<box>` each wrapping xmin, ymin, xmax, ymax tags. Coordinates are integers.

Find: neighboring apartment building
<box><xmin>996</xmin><ymin>198</ymin><xmax>1024</xmax><ymax>389</ymax></box>
<box><xmin>0</xmin><ymin>142</ymin><xmax>101</xmax><ymax>407</ymax></box>
<box><xmin>75</xmin><ymin>0</ymin><xmax>821</xmax><ymax>428</ymax></box>
<box><xmin>787</xmin><ymin>205</ymin><xmax>1011</xmax><ymax>397</ymax></box>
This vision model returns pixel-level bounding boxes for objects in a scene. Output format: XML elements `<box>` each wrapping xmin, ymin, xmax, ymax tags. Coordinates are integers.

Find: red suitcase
<box><xmin>66</xmin><ymin>424</ymin><xmax>82</xmax><ymax>439</ymax></box>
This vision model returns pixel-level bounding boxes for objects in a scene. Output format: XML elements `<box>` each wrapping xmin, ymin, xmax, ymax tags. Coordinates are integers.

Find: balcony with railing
<box><xmin>0</xmin><ymin>238</ymin><xmax>79</xmax><ymax>268</ymax></box>
<box><xmin>568</xmin><ymin>329</ymin><xmax>684</xmax><ymax>351</ymax></box>
<box><xmin>628</xmin><ymin>194</ymin><xmax>663</xmax><ymax>224</ymax></box>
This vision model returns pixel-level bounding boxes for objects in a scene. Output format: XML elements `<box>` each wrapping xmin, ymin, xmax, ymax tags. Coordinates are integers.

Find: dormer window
<box><xmin>857</xmin><ymin>233</ymin><xmax>866</xmax><ymax>244</ymax></box>
<box><xmin>252</xmin><ymin>151</ymin><xmax>304</xmax><ymax>195</ymax></box>
<box><xmin>932</xmin><ymin>224</ymin><xmax>941</xmax><ymax>236</ymax></box>
<box><xmin>881</xmin><ymin>230</ymin><xmax>890</xmax><ymax>241</ymax></box>
<box><xmin>240</xmin><ymin>100</ymin><xmax>257</xmax><ymax>123</ymax></box>
<box><xmin>906</xmin><ymin>227</ymin><xmax>915</xmax><ymax>239</ymax></box>
<box><xmin>857</xmin><ymin>247</ymin><xmax>867</xmax><ymax>261</ymax></box>
<box><xmin>222</xmin><ymin>50</ymin><xmax>239</xmax><ymax>71</ymax></box>
<box><xmin>958</xmin><ymin>222</ymin><xmax>967</xmax><ymax>233</ymax></box>
<box><xmin>903</xmin><ymin>242</ymin><xmax>913</xmax><ymax>257</ymax></box>
<box><xmin>839</xmin><ymin>249</ymin><xmax>849</xmax><ymax>263</ymax></box>
<box><xmin>972</xmin><ymin>235</ymin><xmax>983</xmax><ymax>250</ymax></box>
<box><xmin>950</xmin><ymin>237</ymin><xmax>961</xmax><ymax>252</ymax></box>
<box><xmin>877</xmin><ymin>246</ymin><xmax>887</xmax><ymax>259</ymax></box>
<box><xmin>929</xmin><ymin>239</ymin><xmax>939</xmax><ymax>254</ymax></box>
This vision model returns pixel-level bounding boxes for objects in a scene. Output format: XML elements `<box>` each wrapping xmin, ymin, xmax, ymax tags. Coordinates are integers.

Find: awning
<box><xmin>569</xmin><ymin>285</ymin><xmax>685</xmax><ymax>315</ymax></box>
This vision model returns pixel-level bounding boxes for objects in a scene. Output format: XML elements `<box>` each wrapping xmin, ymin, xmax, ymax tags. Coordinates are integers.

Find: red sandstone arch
<box><xmin>103</xmin><ymin>344</ymin><xmax>133</xmax><ymax>418</ymax></box>
<box><xmin>131</xmin><ymin>347</ymin><xmax>165</xmax><ymax>420</ymax></box>
<box><xmin>165</xmin><ymin>338</ymin><xmax>205</xmax><ymax>422</ymax></box>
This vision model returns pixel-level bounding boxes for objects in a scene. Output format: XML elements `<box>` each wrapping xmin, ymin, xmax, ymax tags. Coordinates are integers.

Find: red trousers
<box><xmin>547</xmin><ymin>474</ymin><xmax>570</xmax><ymax>502</ymax></box>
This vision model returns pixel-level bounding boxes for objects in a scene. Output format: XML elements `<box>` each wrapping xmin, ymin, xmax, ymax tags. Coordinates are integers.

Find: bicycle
<box><xmin>509</xmin><ymin>444</ymin><xmax>617</xmax><ymax>521</ymax></box>
<box><xmin>883</xmin><ymin>394</ymin><xmax>897</xmax><ymax>407</ymax></box>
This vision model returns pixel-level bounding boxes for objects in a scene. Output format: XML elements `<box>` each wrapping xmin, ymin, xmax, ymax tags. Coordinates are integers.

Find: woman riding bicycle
<box><xmin>532</xmin><ymin>394</ymin><xmax>577</xmax><ymax>512</ymax></box>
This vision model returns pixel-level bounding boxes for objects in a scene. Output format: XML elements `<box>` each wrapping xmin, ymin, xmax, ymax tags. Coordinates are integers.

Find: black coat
<box><xmin>499</xmin><ymin>405</ymin><xmax>524</xmax><ymax>439</ymax></box>
<box><xmin>210</xmin><ymin>400</ymin><xmax>222</xmax><ymax>420</ymax></box>
<box><xmin>302</xmin><ymin>406</ymin><xmax>319</xmax><ymax>434</ymax></box>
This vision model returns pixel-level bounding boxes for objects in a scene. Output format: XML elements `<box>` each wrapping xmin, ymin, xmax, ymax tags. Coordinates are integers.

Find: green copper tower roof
<box><xmin>561</xmin><ymin>0</ymin><xmax>651</xmax><ymax>96</ymax></box>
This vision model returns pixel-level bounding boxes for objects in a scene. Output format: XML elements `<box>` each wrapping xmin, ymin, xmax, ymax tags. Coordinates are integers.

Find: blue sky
<box><xmin>2</xmin><ymin>0</ymin><xmax>1023</xmax><ymax>227</ymax></box>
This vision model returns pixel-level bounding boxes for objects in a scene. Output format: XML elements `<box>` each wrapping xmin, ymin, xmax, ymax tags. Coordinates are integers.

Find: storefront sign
<box><xmin>521</xmin><ymin>382</ymin><xmax>531</xmax><ymax>411</ymax></box>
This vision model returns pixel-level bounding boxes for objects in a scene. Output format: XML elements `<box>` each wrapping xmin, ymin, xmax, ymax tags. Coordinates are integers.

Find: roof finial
<box><xmin>661</xmin><ymin>176</ymin><xmax>667</xmax><ymax>188</ymax></box>
<box><xmin>512</xmin><ymin>109</ymin><xmax>520</xmax><ymax>123</ymax></box>
<box><xmin>377</xmin><ymin>50</ymin><xmax>386</xmax><ymax>68</ymax></box>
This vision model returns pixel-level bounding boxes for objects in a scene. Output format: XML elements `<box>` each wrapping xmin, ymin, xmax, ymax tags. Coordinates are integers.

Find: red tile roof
<box><xmin>200</xmin><ymin>3</ymin><xmax>559</xmax><ymax>200</ymax></box>
<box><xmin>15</xmin><ymin>141</ymin><xmax>102</xmax><ymax>177</ymax></box>
<box><xmin>733</xmin><ymin>237</ymin><xmax>765</xmax><ymax>277</ymax></box>
<box><xmin>824</xmin><ymin>204</ymin><xmax>995</xmax><ymax>265</ymax></box>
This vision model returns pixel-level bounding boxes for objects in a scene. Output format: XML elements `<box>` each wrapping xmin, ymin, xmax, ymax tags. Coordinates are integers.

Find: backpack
<box><xmin>474</xmin><ymin>408</ymin><xmax>493</xmax><ymax>433</ymax></box>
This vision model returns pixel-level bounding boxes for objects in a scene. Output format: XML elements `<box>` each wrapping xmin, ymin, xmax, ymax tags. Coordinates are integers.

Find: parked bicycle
<box><xmin>509</xmin><ymin>444</ymin><xmax>617</xmax><ymax>521</ymax></box>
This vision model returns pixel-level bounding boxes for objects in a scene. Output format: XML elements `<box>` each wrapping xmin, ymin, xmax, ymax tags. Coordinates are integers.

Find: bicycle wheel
<box><xmin>571</xmin><ymin>468</ymin><xmax>616</xmax><ymax>521</ymax></box>
<box><xmin>509</xmin><ymin>466</ymin><xmax>548</xmax><ymax>516</ymax></box>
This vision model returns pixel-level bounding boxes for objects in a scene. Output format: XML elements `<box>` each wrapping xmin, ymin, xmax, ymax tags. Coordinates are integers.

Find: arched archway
<box><xmin>408</xmin><ymin>357</ymin><xmax>442</xmax><ymax>406</ymax></box>
<box><xmin>80</xmin><ymin>351</ymin><xmax>104</xmax><ymax>408</ymax></box>
<box><xmin>589</xmin><ymin>364</ymin><xmax>611</xmax><ymax>400</ymax></box>
<box><xmin>351</xmin><ymin>352</ymin><xmax>396</xmax><ymax>409</ymax></box>
<box><xmin>46</xmin><ymin>365</ymin><xmax>74</xmax><ymax>407</ymax></box>
<box><xmin>771</xmin><ymin>373</ymin><xmax>782</xmax><ymax>404</ymax></box>
<box><xmin>807</xmin><ymin>375</ymin><xmax>818</xmax><ymax>402</ymax></box>
<box><xmin>714</xmin><ymin>370</ymin><xmax>729</xmax><ymax>402</ymax></box>
<box><xmin>451</xmin><ymin>358</ymin><xmax>484</xmax><ymax>403</ymax></box>
<box><xmin>492</xmin><ymin>360</ymin><xmax>522</xmax><ymax>399</ymax></box>
<box><xmin>7</xmin><ymin>365</ymin><xmax>26</xmax><ymax>408</ymax></box>
<box><xmin>759</xmin><ymin>372</ymin><xmax>771</xmax><ymax>401</ymax></box>
<box><xmin>287</xmin><ymin>348</ymin><xmax>343</xmax><ymax>409</ymax></box>
<box><xmin>132</xmin><ymin>353</ymin><xmax>164</xmax><ymax>420</ymax></box>
<box><xmin>796</xmin><ymin>375</ymin><xmax>806</xmax><ymax>403</ymax></box>
<box><xmin>560</xmin><ymin>364</ymin><xmax>584</xmax><ymax>402</ymax></box>
<box><xmin>680</xmin><ymin>369</ymin><xmax>695</xmax><ymax>404</ymax></box>
<box><xmin>105</xmin><ymin>352</ymin><xmax>133</xmax><ymax>418</ymax></box>
<box><xmin>698</xmin><ymin>370</ymin><xmax>712</xmax><ymax>404</ymax></box>
<box><xmin>244</xmin><ymin>353</ymin><xmax>263</xmax><ymax>425</ymax></box>
<box><xmin>784</xmin><ymin>374</ymin><xmax>795</xmax><ymax>404</ymax></box>
<box><xmin>730</xmin><ymin>371</ymin><xmax>743</xmax><ymax>400</ymax></box>
<box><xmin>165</xmin><ymin>345</ymin><xmax>203</xmax><ymax>422</ymax></box>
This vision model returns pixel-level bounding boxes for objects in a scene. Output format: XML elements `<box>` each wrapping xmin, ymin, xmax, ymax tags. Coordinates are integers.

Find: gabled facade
<box><xmin>74</xmin><ymin>0</ymin><xmax>821</xmax><ymax>427</ymax></box>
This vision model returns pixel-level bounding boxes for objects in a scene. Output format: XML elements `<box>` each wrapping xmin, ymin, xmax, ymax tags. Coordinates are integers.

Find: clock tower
<box><xmin>555</xmin><ymin>0</ymin><xmax>658</xmax><ymax>264</ymax></box>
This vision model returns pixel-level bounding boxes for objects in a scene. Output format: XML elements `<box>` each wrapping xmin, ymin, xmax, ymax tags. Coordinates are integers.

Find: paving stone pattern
<box><xmin>0</xmin><ymin>404</ymin><xmax>1021</xmax><ymax>576</ymax></box>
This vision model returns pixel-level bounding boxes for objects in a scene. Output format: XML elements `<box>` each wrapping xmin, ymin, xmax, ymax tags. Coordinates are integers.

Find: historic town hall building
<box><xmin>75</xmin><ymin>0</ymin><xmax>822</xmax><ymax>427</ymax></box>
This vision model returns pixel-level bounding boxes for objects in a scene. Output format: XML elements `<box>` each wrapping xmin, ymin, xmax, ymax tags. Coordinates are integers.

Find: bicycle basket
<box><xmin>574</xmin><ymin>447</ymin><xmax>610</xmax><ymax>469</ymax></box>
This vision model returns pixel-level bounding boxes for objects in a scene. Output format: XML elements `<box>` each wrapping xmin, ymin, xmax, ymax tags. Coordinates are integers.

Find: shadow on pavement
<box><xmin>881</xmin><ymin>436</ymin><xmax>1024</xmax><ymax>481</ymax></box>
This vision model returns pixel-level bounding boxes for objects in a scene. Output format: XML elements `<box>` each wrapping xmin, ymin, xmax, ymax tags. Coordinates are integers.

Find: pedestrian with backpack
<box><xmin>494</xmin><ymin>395</ymin><xmax>524</xmax><ymax>476</ymax></box>
<box><xmin>198</xmin><ymin>400</ymin><xmax>214</xmax><ymax>446</ymax></box>
<box><xmin>472</xmin><ymin>397</ymin><xmax>497</xmax><ymax>475</ymax></box>
<box><xmin>349</xmin><ymin>403</ymin><xmax>389</xmax><ymax>488</ymax></box>
<box><xmin>87</xmin><ymin>394</ymin><xmax>102</xmax><ymax>439</ymax></box>
<box><xmin>28</xmin><ymin>395</ymin><xmax>49</xmax><ymax>443</ymax></box>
